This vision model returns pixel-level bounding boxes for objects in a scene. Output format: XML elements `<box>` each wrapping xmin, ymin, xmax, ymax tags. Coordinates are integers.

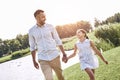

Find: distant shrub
<box><xmin>95</xmin><ymin>38</ymin><xmax>115</xmax><ymax>51</ymax></box>
<box><xmin>11</xmin><ymin>48</ymin><xmax>30</xmax><ymax>59</ymax></box>
<box><xmin>11</xmin><ymin>51</ymin><xmax>23</xmax><ymax>59</ymax></box>
<box><xmin>95</xmin><ymin>23</ymin><xmax>120</xmax><ymax>47</ymax></box>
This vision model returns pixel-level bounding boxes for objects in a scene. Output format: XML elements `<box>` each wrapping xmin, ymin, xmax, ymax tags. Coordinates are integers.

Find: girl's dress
<box><xmin>76</xmin><ymin>39</ymin><xmax>99</xmax><ymax>70</ymax></box>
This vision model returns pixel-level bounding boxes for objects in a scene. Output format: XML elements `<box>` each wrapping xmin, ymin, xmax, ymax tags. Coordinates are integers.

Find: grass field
<box><xmin>54</xmin><ymin>46</ymin><xmax>120</xmax><ymax>80</ymax></box>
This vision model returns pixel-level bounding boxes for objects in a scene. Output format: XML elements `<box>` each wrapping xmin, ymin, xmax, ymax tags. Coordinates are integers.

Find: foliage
<box><xmin>11</xmin><ymin>48</ymin><xmax>30</xmax><ymax>59</ymax></box>
<box><xmin>95</xmin><ymin>23</ymin><xmax>120</xmax><ymax>47</ymax></box>
<box><xmin>105</xmin><ymin>13</ymin><xmax>120</xmax><ymax>23</ymax></box>
<box><xmin>1</xmin><ymin>22</ymin><xmax>120</xmax><ymax>63</ymax></box>
<box><xmin>0</xmin><ymin>48</ymin><xmax>30</xmax><ymax>63</ymax></box>
<box><xmin>96</xmin><ymin>12</ymin><xmax>120</xmax><ymax>26</ymax></box>
<box><xmin>0</xmin><ymin>55</ymin><xmax>12</xmax><ymax>63</ymax></box>
<box><xmin>94</xmin><ymin>39</ymin><xmax>115</xmax><ymax>51</ymax></box>
<box><xmin>0</xmin><ymin>34</ymin><xmax>29</xmax><ymax>57</ymax></box>
<box><xmin>1</xmin><ymin>23</ymin><xmax>120</xmax><ymax>63</ymax></box>
<box><xmin>94</xmin><ymin>18</ymin><xmax>101</xmax><ymax>27</ymax></box>
<box><xmin>56</xmin><ymin>21</ymin><xmax>92</xmax><ymax>38</ymax></box>
<box><xmin>0</xmin><ymin>20</ymin><xmax>91</xmax><ymax>57</ymax></box>
<box><xmin>1</xmin><ymin>12</ymin><xmax>120</xmax><ymax>58</ymax></box>
<box><xmin>62</xmin><ymin>36</ymin><xmax>77</xmax><ymax>50</ymax></box>
<box><xmin>16</xmin><ymin>34</ymin><xmax>29</xmax><ymax>49</ymax></box>
<box><xmin>87</xmin><ymin>31</ymin><xmax>114</xmax><ymax>51</ymax></box>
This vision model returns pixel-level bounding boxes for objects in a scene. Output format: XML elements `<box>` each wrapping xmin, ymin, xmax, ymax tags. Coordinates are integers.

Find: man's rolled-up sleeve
<box><xmin>51</xmin><ymin>27</ymin><xmax>62</xmax><ymax>46</ymax></box>
<box><xmin>28</xmin><ymin>31</ymin><xmax>36</xmax><ymax>51</ymax></box>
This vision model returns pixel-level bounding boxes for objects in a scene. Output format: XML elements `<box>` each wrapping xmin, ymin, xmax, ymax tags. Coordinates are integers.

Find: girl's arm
<box><xmin>90</xmin><ymin>41</ymin><xmax>108</xmax><ymax>64</ymax></box>
<box><xmin>67</xmin><ymin>44</ymin><xmax>77</xmax><ymax>60</ymax></box>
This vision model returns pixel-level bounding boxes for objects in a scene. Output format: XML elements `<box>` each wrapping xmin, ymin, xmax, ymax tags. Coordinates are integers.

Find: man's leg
<box><xmin>49</xmin><ymin>56</ymin><xmax>64</xmax><ymax>80</ymax></box>
<box><xmin>39</xmin><ymin>60</ymin><xmax>53</xmax><ymax>80</ymax></box>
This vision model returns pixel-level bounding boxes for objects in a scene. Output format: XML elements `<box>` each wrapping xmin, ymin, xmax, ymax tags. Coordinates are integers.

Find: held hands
<box><xmin>62</xmin><ymin>54</ymin><xmax>68</xmax><ymax>63</ymax></box>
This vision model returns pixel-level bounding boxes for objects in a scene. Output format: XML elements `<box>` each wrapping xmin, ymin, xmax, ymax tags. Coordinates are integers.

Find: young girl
<box><xmin>67</xmin><ymin>29</ymin><xmax>108</xmax><ymax>80</ymax></box>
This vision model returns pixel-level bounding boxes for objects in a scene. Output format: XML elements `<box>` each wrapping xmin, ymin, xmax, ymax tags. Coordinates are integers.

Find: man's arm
<box><xmin>58</xmin><ymin>45</ymin><xmax>68</xmax><ymax>63</ymax></box>
<box><xmin>28</xmin><ymin>30</ymin><xmax>39</xmax><ymax>69</ymax></box>
<box><xmin>31</xmin><ymin>50</ymin><xmax>39</xmax><ymax>69</ymax></box>
<box><xmin>51</xmin><ymin>25</ymin><xmax>67</xmax><ymax>62</ymax></box>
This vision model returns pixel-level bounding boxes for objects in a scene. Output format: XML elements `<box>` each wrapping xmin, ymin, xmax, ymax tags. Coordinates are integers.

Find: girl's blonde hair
<box><xmin>76</xmin><ymin>29</ymin><xmax>89</xmax><ymax>39</ymax></box>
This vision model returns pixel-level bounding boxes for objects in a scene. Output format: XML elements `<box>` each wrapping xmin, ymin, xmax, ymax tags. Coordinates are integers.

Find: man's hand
<box><xmin>33</xmin><ymin>61</ymin><xmax>39</xmax><ymax>69</ymax></box>
<box><xmin>62</xmin><ymin>54</ymin><xmax>68</xmax><ymax>63</ymax></box>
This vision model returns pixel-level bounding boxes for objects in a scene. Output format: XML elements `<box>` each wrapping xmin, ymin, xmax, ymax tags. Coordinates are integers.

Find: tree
<box><xmin>16</xmin><ymin>34</ymin><xmax>29</xmax><ymax>49</ymax></box>
<box><xmin>0</xmin><ymin>39</ymin><xmax>4</xmax><ymax>57</ymax></box>
<box><xmin>8</xmin><ymin>39</ymin><xmax>21</xmax><ymax>52</ymax></box>
<box><xmin>94</xmin><ymin>18</ymin><xmax>101</xmax><ymax>27</ymax></box>
<box><xmin>56</xmin><ymin>20</ymin><xmax>91</xmax><ymax>38</ymax></box>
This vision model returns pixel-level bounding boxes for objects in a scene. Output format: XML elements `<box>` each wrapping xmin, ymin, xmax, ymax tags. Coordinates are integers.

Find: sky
<box><xmin>0</xmin><ymin>0</ymin><xmax>120</xmax><ymax>40</ymax></box>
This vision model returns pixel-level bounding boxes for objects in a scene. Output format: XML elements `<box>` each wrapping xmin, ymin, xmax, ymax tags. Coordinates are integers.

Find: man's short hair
<box><xmin>34</xmin><ymin>9</ymin><xmax>44</xmax><ymax>17</ymax></box>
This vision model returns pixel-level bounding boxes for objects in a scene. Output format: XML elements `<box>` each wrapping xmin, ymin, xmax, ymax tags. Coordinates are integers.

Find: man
<box><xmin>28</xmin><ymin>9</ymin><xmax>67</xmax><ymax>80</ymax></box>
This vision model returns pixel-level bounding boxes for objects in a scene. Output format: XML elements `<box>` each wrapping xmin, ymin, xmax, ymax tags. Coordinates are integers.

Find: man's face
<box><xmin>36</xmin><ymin>12</ymin><xmax>46</xmax><ymax>25</ymax></box>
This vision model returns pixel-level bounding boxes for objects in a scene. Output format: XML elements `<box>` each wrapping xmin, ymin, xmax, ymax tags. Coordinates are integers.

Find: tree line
<box><xmin>0</xmin><ymin>11</ymin><xmax>119</xmax><ymax>57</ymax></box>
<box><xmin>0</xmin><ymin>20</ymin><xmax>91</xmax><ymax>57</ymax></box>
<box><xmin>56</xmin><ymin>21</ymin><xmax>92</xmax><ymax>38</ymax></box>
<box><xmin>0</xmin><ymin>34</ymin><xmax>29</xmax><ymax>57</ymax></box>
<box><xmin>94</xmin><ymin>12</ymin><xmax>120</xmax><ymax>27</ymax></box>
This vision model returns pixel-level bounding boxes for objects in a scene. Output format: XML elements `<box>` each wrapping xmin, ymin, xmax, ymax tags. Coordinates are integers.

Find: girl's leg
<box><xmin>85</xmin><ymin>68</ymin><xmax>95</xmax><ymax>80</ymax></box>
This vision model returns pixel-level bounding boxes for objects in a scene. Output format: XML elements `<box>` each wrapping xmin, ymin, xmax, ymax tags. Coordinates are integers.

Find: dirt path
<box><xmin>0</xmin><ymin>50</ymin><xmax>79</xmax><ymax>80</ymax></box>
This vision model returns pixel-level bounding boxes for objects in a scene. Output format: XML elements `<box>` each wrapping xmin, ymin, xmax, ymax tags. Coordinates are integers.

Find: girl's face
<box><xmin>76</xmin><ymin>30</ymin><xmax>85</xmax><ymax>39</ymax></box>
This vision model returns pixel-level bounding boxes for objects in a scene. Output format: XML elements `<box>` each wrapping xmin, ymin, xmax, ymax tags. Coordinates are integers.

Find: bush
<box><xmin>11</xmin><ymin>48</ymin><xmax>30</xmax><ymax>59</ymax></box>
<box><xmin>11</xmin><ymin>51</ymin><xmax>23</xmax><ymax>59</ymax></box>
<box><xmin>95</xmin><ymin>23</ymin><xmax>120</xmax><ymax>47</ymax></box>
<box><xmin>95</xmin><ymin>38</ymin><xmax>115</xmax><ymax>51</ymax></box>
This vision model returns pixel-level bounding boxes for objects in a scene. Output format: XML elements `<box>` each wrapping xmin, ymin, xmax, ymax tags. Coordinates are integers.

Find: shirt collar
<box><xmin>35</xmin><ymin>24</ymin><xmax>46</xmax><ymax>28</ymax></box>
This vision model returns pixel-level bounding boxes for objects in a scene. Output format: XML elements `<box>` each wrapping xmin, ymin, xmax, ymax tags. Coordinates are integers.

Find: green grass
<box><xmin>0</xmin><ymin>55</ymin><xmax>12</xmax><ymax>63</ymax></box>
<box><xmin>0</xmin><ymin>48</ymin><xmax>30</xmax><ymax>63</ymax></box>
<box><xmin>88</xmin><ymin>31</ymin><xmax>98</xmax><ymax>41</ymax></box>
<box><xmin>54</xmin><ymin>46</ymin><xmax>120</xmax><ymax>80</ymax></box>
<box><xmin>62</xmin><ymin>36</ymin><xmax>77</xmax><ymax>50</ymax></box>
